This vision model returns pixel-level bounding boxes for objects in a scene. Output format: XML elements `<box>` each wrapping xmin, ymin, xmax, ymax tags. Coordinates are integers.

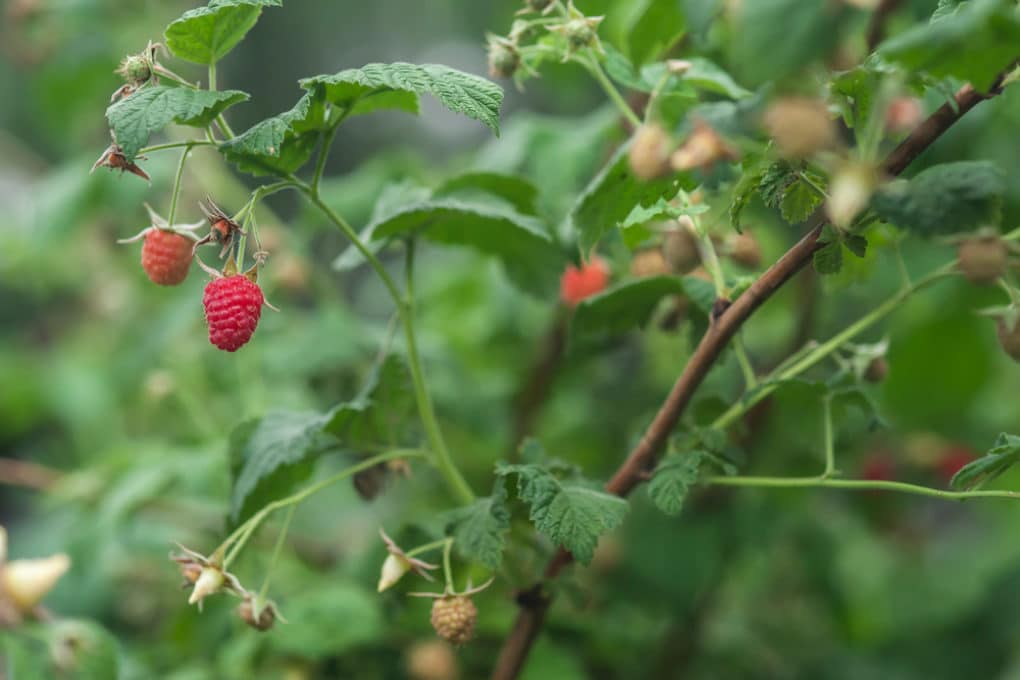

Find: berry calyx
<box><xmin>142</xmin><ymin>229</ymin><xmax>194</xmax><ymax>286</ymax></box>
<box><xmin>560</xmin><ymin>257</ymin><xmax>610</xmax><ymax>306</ymax></box>
<box><xmin>430</xmin><ymin>595</ymin><xmax>477</xmax><ymax>645</ymax></box>
<box><xmin>958</xmin><ymin>235</ymin><xmax>1007</xmax><ymax>285</ymax></box>
<box><xmin>203</xmin><ymin>275</ymin><xmax>265</xmax><ymax>352</ymax></box>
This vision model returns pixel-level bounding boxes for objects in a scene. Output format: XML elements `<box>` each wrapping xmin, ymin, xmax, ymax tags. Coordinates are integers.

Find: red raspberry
<box><xmin>141</xmin><ymin>229</ymin><xmax>194</xmax><ymax>286</ymax></box>
<box><xmin>560</xmin><ymin>257</ymin><xmax>609</xmax><ymax>306</ymax></box>
<box><xmin>430</xmin><ymin>595</ymin><xmax>477</xmax><ymax>645</ymax></box>
<box><xmin>203</xmin><ymin>275</ymin><xmax>264</xmax><ymax>352</ymax></box>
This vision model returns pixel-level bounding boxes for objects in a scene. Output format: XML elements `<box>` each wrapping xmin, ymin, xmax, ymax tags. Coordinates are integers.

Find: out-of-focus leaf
<box><xmin>434</xmin><ymin>171</ymin><xmax>539</xmax><ymax>215</ymax></box>
<box><xmin>879</xmin><ymin>0</ymin><xmax>1020</xmax><ymax>93</ymax></box>
<box><xmin>572</xmin><ymin>143</ymin><xmax>689</xmax><ymax>253</ymax></box>
<box><xmin>366</xmin><ymin>199</ymin><xmax>561</xmax><ymax>297</ymax></box>
<box><xmin>871</xmin><ymin>161</ymin><xmax>1004</xmax><ymax>236</ymax></box>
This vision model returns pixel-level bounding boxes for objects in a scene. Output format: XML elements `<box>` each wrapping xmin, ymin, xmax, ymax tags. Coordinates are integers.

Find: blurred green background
<box><xmin>2</xmin><ymin>0</ymin><xmax>1020</xmax><ymax>678</ymax></box>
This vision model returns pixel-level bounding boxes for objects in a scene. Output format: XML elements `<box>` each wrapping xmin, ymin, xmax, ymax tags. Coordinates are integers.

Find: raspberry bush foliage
<box><xmin>3</xmin><ymin>0</ymin><xmax>1020</xmax><ymax>678</ymax></box>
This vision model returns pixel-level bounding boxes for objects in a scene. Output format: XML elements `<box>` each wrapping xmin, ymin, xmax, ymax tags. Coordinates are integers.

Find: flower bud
<box><xmin>486</xmin><ymin>36</ymin><xmax>519</xmax><ymax>79</ymax></box>
<box><xmin>406</xmin><ymin>640</ymin><xmax>460</xmax><ymax>680</ymax></box>
<box><xmin>1</xmin><ymin>553</ymin><xmax>70</xmax><ymax>613</ymax></box>
<box><xmin>670</xmin><ymin>120</ymin><xmax>739</xmax><ymax>172</ymax></box>
<box><xmin>957</xmin><ymin>235</ymin><xmax>1008</xmax><ymax>286</ymax></box>
<box><xmin>630</xmin><ymin>249</ymin><xmax>670</xmax><ymax>278</ymax></box>
<box><xmin>825</xmin><ymin>162</ymin><xmax>877</xmax><ymax>228</ymax></box>
<box><xmin>378</xmin><ymin>553</ymin><xmax>411</xmax><ymax>592</ymax></box>
<box><xmin>762</xmin><ymin>97</ymin><xmax>836</xmax><ymax>159</ymax></box>
<box><xmin>662</xmin><ymin>218</ymin><xmax>701</xmax><ymax>274</ymax></box>
<box><xmin>188</xmin><ymin>566</ymin><xmax>224</xmax><ymax>606</ymax></box>
<box><xmin>628</xmin><ymin>124</ymin><xmax>673</xmax><ymax>181</ymax></box>
<box><xmin>885</xmin><ymin>97</ymin><xmax>923</xmax><ymax>134</ymax></box>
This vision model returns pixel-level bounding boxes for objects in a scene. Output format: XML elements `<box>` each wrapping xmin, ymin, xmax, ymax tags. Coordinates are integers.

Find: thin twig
<box><xmin>866</xmin><ymin>0</ymin><xmax>899</xmax><ymax>53</ymax></box>
<box><xmin>490</xmin><ymin>70</ymin><xmax>1012</xmax><ymax>680</ymax></box>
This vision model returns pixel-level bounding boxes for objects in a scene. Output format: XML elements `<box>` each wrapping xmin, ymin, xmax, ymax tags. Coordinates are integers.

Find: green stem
<box><xmin>166</xmin><ymin>144</ymin><xmax>191</xmax><ymax>227</ymax></box>
<box><xmin>706</xmin><ymin>475</ymin><xmax>1020</xmax><ymax>500</ymax></box>
<box><xmin>403</xmin><ymin>241</ymin><xmax>476</xmax><ymax>505</ymax></box>
<box><xmin>219</xmin><ymin>448</ymin><xmax>426</xmax><ymax>568</ymax></box>
<box><xmin>583</xmin><ymin>55</ymin><xmax>641</xmax><ymax>128</ymax></box>
<box><xmin>207</xmin><ymin>62</ymin><xmax>235</xmax><ymax>139</ymax></box>
<box><xmin>257</xmin><ymin>505</ymin><xmax>294</xmax><ymax>601</ymax></box>
<box><xmin>442</xmin><ymin>537</ymin><xmax>455</xmax><ymax>592</ymax></box>
<box><xmin>310</xmin><ymin>109</ymin><xmax>349</xmax><ymax>197</ymax></box>
<box><xmin>295</xmin><ymin>181</ymin><xmax>474</xmax><ymax>505</ymax></box>
<box><xmin>821</xmin><ymin>396</ymin><xmax>835</xmax><ymax>477</ymax></box>
<box><xmin>139</xmin><ymin>140</ymin><xmax>216</xmax><ymax>155</ymax></box>
<box><xmin>711</xmin><ymin>264</ymin><xmax>954</xmax><ymax>430</ymax></box>
<box><xmin>406</xmin><ymin>538</ymin><xmax>450</xmax><ymax>559</ymax></box>
<box><xmin>733</xmin><ymin>335</ymin><xmax>757</xmax><ymax>390</ymax></box>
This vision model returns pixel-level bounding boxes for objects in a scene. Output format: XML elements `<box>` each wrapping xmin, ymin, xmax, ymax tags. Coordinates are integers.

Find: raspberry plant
<box><xmin>4</xmin><ymin>0</ymin><xmax>1020</xmax><ymax>678</ymax></box>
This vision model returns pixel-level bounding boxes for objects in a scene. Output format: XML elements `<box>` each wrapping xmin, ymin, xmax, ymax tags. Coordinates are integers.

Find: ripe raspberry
<box><xmin>560</xmin><ymin>257</ymin><xmax>609</xmax><ymax>306</ymax></box>
<box><xmin>141</xmin><ymin>229</ymin><xmax>194</xmax><ymax>286</ymax></box>
<box><xmin>958</xmin><ymin>236</ymin><xmax>1007</xmax><ymax>285</ymax></box>
<box><xmin>203</xmin><ymin>275</ymin><xmax>264</xmax><ymax>352</ymax></box>
<box><xmin>430</xmin><ymin>595</ymin><xmax>477</xmax><ymax>645</ymax></box>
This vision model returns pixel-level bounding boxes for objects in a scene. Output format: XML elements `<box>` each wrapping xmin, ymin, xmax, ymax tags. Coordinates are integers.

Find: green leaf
<box><xmin>681</xmin><ymin>58</ymin><xmax>752</xmax><ymax>100</ymax></box>
<box><xmin>648</xmin><ymin>451</ymin><xmax>706</xmax><ymax>516</ymax></box>
<box><xmin>105</xmin><ymin>85</ymin><xmax>249</xmax><ymax>160</ymax></box>
<box><xmin>729</xmin><ymin>161</ymin><xmax>766</xmax><ymax>231</ymax></box>
<box><xmin>325</xmin><ymin>354</ymin><xmax>415</xmax><ymax>448</ymax></box>
<box><xmin>780</xmin><ymin>172</ymin><xmax>824</xmax><ymax>224</ymax></box>
<box><xmin>571</xmin><ymin>276</ymin><xmax>687</xmax><ymax>340</ymax></box>
<box><xmin>495</xmin><ymin>463</ymin><xmax>628</xmax><ymax>565</ymax></box>
<box><xmin>951</xmin><ymin>433</ymin><xmax>1020</xmax><ymax>491</ymax></box>
<box><xmin>879</xmin><ymin>0</ymin><xmax>1020</xmax><ymax>93</ymax></box>
<box><xmin>730</xmin><ymin>0</ymin><xmax>841</xmax><ymax>85</ymax></box>
<box><xmin>844</xmin><ymin>233</ymin><xmax>868</xmax><ymax>258</ymax></box>
<box><xmin>300</xmin><ymin>62</ymin><xmax>504</xmax><ymax>134</ymax></box>
<box><xmin>619</xmin><ymin>0</ymin><xmax>686</xmax><ymax>65</ymax></box>
<box><xmin>46</xmin><ymin>620</ymin><xmax>119</xmax><ymax>680</ymax></box>
<box><xmin>445</xmin><ymin>479</ymin><xmax>511</xmax><ymax>569</ymax></box>
<box><xmin>871</xmin><ymin>161</ymin><xmax>1004</xmax><ymax>236</ymax></box>
<box><xmin>759</xmin><ymin>161</ymin><xmax>825</xmax><ymax>225</ymax></box>
<box><xmin>366</xmin><ymin>198</ymin><xmax>561</xmax><ymax>297</ymax></box>
<box><xmin>228</xmin><ymin>410</ymin><xmax>331</xmax><ymax>524</ymax></box>
<box><xmin>813</xmin><ymin>241</ymin><xmax>844</xmax><ymax>275</ymax></box>
<box><xmin>165</xmin><ymin>0</ymin><xmax>282</xmax><ymax>65</ymax></box>
<box><xmin>603</xmin><ymin>44</ymin><xmax>648</xmax><ymax>91</ymax></box>
<box><xmin>434</xmin><ymin>171</ymin><xmax>538</xmax><ymax>215</ymax></box>
<box><xmin>571</xmin><ymin>142</ymin><xmax>687</xmax><ymax>253</ymax></box>
<box><xmin>219</xmin><ymin>91</ymin><xmax>325</xmax><ymax>176</ymax></box>
<box><xmin>269</xmin><ymin>582</ymin><xmax>382</xmax><ymax>658</ymax></box>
